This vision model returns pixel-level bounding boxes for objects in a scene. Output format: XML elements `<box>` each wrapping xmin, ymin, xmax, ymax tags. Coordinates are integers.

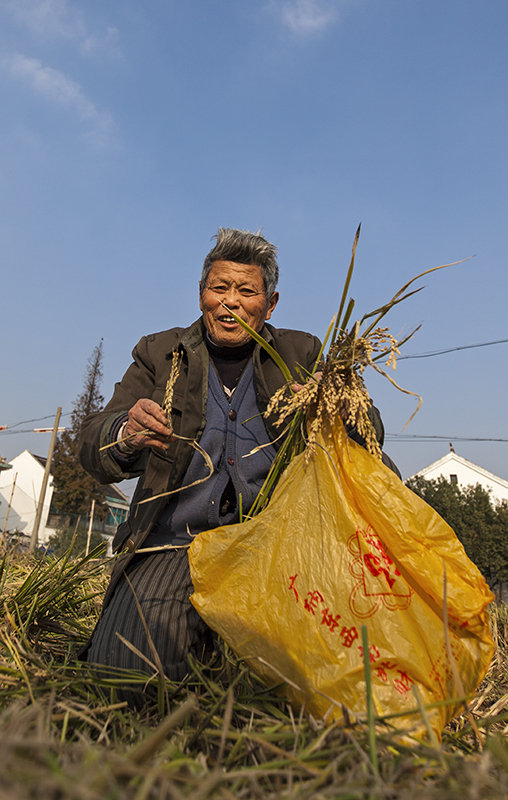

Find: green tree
<box><xmin>406</xmin><ymin>475</ymin><xmax>508</xmax><ymax>591</ymax></box>
<box><xmin>47</xmin><ymin>523</ymin><xmax>106</xmax><ymax>558</ymax></box>
<box><xmin>405</xmin><ymin>474</ymin><xmax>465</xmax><ymax>534</ymax></box>
<box><xmin>51</xmin><ymin>340</ymin><xmax>107</xmax><ymax>518</ymax></box>
<box><xmin>492</xmin><ymin>501</ymin><xmax>508</xmax><ymax>589</ymax></box>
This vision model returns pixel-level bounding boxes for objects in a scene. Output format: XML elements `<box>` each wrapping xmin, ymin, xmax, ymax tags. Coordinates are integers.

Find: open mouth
<box><xmin>218</xmin><ymin>315</ymin><xmax>239</xmax><ymax>325</ymax></box>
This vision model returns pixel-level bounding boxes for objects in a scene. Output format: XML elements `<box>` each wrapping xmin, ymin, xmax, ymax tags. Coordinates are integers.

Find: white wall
<box><xmin>0</xmin><ymin>450</ymin><xmax>56</xmax><ymax>544</ymax></box>
<box><xmin>412</xmin><ymin>452</ymin><xmax>508</xmax><ymax>506</ymax></box>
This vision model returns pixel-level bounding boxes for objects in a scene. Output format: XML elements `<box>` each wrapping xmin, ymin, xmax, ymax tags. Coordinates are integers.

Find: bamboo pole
<box><xmin>85</xmin><ymin>498</ymin><xmax>95</xmax><ymax>556</ymax></box>
<box><xmin>30</xmin><ymin>407</ymin><xmax>62</xmax><ymax>552</ymax></box>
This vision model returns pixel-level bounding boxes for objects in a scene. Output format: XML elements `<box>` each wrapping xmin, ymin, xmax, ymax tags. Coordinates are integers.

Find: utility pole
<box><xmin>30</xmin><ymin>407</ymin><xmax>62</xmax><ymax>553</ymax></box>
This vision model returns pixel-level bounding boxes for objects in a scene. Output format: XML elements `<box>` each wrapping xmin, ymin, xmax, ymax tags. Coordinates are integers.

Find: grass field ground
<box><xmin>0</xmin><ymin>547</ymin><xmax>506</xmax><ymax>799</ymax></box>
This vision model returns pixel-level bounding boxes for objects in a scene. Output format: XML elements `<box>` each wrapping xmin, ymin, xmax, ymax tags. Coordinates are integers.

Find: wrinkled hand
<box><xmin>125</xmin><ymin>398</ymin><xmax>173</xmax><ymax>451</ymax></box>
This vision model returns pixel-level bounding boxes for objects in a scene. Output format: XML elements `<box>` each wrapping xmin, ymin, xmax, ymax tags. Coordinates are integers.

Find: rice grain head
<box><xmin>264</xmin><ymin>326</ymin><xmax>401</xmax><ymax>463</ymax></box>
<box><xmin>162</xmin><ymin>352</ymin><xmax>182</xmax><ymax>422</ymax></box>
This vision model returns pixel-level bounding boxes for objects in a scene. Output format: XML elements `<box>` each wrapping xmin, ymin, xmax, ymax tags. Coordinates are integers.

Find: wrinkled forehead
<box><xmin>204</xmin><ymin>260</ymin><xmax>265</xmax><ymax>286</ymax></box>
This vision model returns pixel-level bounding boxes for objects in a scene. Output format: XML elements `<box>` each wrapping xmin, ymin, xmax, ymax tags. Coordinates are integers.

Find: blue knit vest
<box><xmin>145</xmin><ymin>361</ymin><xmax>276</xmax><ymax>547</ymax></box>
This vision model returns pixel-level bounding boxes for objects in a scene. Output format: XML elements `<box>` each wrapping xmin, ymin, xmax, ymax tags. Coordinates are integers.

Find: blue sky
<box><xmin>1</xmin><ymin>0</ymin><xmax>507</xmax><ymax>486</ymax></box>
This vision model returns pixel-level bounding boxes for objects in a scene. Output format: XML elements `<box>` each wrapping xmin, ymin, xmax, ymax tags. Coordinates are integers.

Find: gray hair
<box><xmin>201</xmin><ymin>228</ymin><xmax>279</xmax><ymax>298</ymax></box>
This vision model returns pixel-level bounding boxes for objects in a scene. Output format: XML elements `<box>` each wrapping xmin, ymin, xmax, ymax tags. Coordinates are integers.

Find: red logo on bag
<box><xmin>375</xmin><ymin>661</ymin><xmax>398</xmax><ymax>682</ymax></box>
<box><xmin>429</xmin><ymin>637</ymin><xmax>464</xmax><ymax>697</ymax></box>
<box><xmin>304</xmin><ymin>590</ymin><xmax>324</xmax><ymax>615</ymax></box>
<box><xmin>358</xmin><ymin>644</ymin><xmax>381</xmax><ymax>663</ymax></box>
<box><xmin>393</xmin><ymin>670</ymin><xmax>414</xmax><ymax>699</ymax></box>
<box><xmin>287</xmin><ymin>575</ymin><xmax>358</xmax><ymax>650</ymax></box>
<box><xmin>339</xmin><ymin>626</ymin><xmax>359</xmax><ymax>648</ymax></box>
<box><xmin>347</xmin><ymin>526</ymin><xmax>413</xmax><ymax>618</ymax></box>
<box><xmin>285</xmin><ymin>574</ymin><xmax>415</xmax><ymax>700</ymax></box>
<box><xmin>321</xmin><ymin>608</ymin><xmax>341</xmax><ymax>632</ymax></box>
<box><xmin>289</xmin><ymin>574</ymin><xmax>299</xmax><ymax>602</ymax></box>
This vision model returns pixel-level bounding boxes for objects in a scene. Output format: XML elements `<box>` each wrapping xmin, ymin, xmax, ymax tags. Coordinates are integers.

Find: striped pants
<box><xmin>87</xmin><ymin>549</ymin><xmax>215</xmax><ymax>689</ymax></box>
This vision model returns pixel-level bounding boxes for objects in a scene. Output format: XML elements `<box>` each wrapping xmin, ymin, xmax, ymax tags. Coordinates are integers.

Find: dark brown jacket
<box><xmin>78</xmin><ymin>317</ymin><xmax>322</xmax><ymax>598</ymax></box>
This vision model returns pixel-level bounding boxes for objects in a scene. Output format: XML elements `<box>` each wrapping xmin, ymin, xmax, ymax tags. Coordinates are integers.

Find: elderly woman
<box><xmin>79</xmin><ymin>228</ymin><xmax>387</xmax><ymax>692</ymax></box>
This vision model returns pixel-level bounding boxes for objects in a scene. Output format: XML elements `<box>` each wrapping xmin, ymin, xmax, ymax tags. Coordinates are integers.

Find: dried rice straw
<box><xmin>100</xmin><ymin>350</ymin><xmax>213</xmax><ymax>504</ymax></box>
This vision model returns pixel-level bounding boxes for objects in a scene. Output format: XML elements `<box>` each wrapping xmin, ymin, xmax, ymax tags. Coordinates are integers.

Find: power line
<box><xmin>1</xmin><ymin>428</ymin><xmax>49</xmax><ymax>436</ymax></box>
<box><xmin>398</xmin><ymin>337</ymin><xmax>508</xmax><ymax>360</ymax></box>
<box><xmin>386</xmin><ymin>434</ymin><xmax>508</xmax><ymax>443</ymax></box>
<box><xmin>0</xmin><ymin>412</ymin><xmax>71</xmax><ymax>435</ymax></box>
<box><xmin>6</xmin><ymin>413</ymin><xmax>71</xmax><ymax>429</ymax></box>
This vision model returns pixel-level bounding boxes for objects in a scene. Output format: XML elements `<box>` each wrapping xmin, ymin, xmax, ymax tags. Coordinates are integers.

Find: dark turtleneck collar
<box><xmin>205</xmin><ymin>333</ymin><xmax>255</xmax><ymax>391</ymax></box>
<box><xmin>205</xmin><ymin>333</ymin><xmax>255</xmax><ymax>359</ymax></box>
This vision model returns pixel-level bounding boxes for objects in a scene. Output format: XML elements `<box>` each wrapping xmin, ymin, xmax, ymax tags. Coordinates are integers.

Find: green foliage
<box><xmin>47</xmin><ymin>525</ymin><xmax>106</xmax><ymax>558</ymax></box>
<box><xmin>406</xmin><ymin>475</ymin><xmax>508</xmax><ymax>590</ymax></box>
<box><xmin>52</xmin><ymin>340</ymin><xmax>107</xmax><ymax>517</ymax></box>
<box><xmin>51</xmin><ymin>429</ymin><xmax>107</xmax><ymax>516</ymax></box>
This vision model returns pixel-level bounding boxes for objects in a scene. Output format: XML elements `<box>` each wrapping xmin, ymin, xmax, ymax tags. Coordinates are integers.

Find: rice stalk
<box><xmin>442</xmin><ymin>561</ymin><xmax>483</xmax><ymax>749</ymax></box>
<box><xmin>222</xmin><ymin>227</ymin><xmax>467</xmax><ymax>516</ymax></box>
<box><xmin>121</xmin><ymin>351</ymin><xmax>214</xmax><ymax>506</ymax></box>
<box><xmin>361</xmin><ymin>624</ymin><xmax>379</xmax><ymax>776</ymax></box>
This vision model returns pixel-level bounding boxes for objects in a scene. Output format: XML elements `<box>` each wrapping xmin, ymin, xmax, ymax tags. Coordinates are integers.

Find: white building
<box><xmin>0</xmin><ymin>450</ymin><xmax>131</xmax><ymax>548</ymax></box>
<box><xmin>408</xmin><ymin>446</ymin><xmax>508</xmax><ymax>506</ymax></box>
<box><xmin>100</xmin><ymin>484</ymin><xmax>130</xmax><ymax>533</ymax></box>
<box><xmin>0</xmin><ymin>450</ymin><xmax>57</xmax><ymax>544</ymax></box>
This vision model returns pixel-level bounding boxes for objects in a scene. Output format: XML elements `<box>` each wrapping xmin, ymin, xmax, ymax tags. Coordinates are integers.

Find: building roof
<box><xmin>102</xmin><ymin>483</ymin><xmax>130</xmax><ymax>505</ymax></box>
<box><xmin>409</xmin><ymin>451</ymin><xmax>508</xmax><ymax>486</ymax></box>
<box><xmin>10</xmin><ymin>450</ymin><xmax>130</xmax><ymax>508</ymax></box>
<box><xmin>408</xmin><ymin>448</ymin><xmax>508</xmax><ymax>503</ymax></box>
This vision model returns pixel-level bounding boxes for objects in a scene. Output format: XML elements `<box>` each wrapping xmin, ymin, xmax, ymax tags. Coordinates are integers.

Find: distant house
<box><xmin>0</xmin><ymin>449</ymin><xmax>130</xmax><ymax>545</ymax></box>
<box><xmin>100</xmin><ymin>483</ymin><xmax>130</xmax><ymax>534</ymax></box>
<box><xmin>407</xmin><ymin>445</ymin><xmax>508</xmax><ymax>506</ymax></box>
<box><xmin>0</xmin><ymin>450</ymin><xmax>56</xmax><ymax>543</ymax></box>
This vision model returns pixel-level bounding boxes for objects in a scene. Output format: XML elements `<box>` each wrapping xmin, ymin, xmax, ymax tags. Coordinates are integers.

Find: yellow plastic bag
<box><xmin>189</xmin><ymin>423</ymin><xmax>494</xmax><ymax>737</ymax></box>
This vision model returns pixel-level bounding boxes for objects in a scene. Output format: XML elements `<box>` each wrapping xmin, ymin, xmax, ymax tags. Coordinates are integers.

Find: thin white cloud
<box><xmin>80</xmin><ymin>26</ymin><xmax>121</xmax><ymax>58</ymax></box>
<box><xmin>4</xmin><ymin>0</ymin><xmax>84</xmax><ymax>40</ymax></box>
<box><xmin>5</xmin><ymin>54</ymin><xmax>112</xmax><ymax>143</ymax></box>
<box><xmin>280</xmin><ymin>0</ymin><xmax>338</xmax><ymax>35</ymax></box>
<box><xmin>3</xmin><ymin>0</ymin><xmax>121</xmax><ymax>58</ymax></box>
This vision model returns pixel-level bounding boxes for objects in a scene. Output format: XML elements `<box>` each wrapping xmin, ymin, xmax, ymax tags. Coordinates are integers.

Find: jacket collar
<box><xmin>180</xmin><ymin>317</ymin><xmax>207</xmax><ymax>351</ymax></box>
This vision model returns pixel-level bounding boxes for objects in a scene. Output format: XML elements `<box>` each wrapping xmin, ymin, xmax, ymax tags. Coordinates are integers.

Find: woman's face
<box><xmin>199</xmin><ymin>260</ymin><xmax>278</xmax><ymax>347</ymax></box>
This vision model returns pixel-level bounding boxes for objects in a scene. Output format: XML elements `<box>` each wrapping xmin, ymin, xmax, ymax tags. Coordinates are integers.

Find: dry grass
<box><xmin>0</xmin><ymin>547</ymin><xmax>506</xmax><ymax>800</ymax></box>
